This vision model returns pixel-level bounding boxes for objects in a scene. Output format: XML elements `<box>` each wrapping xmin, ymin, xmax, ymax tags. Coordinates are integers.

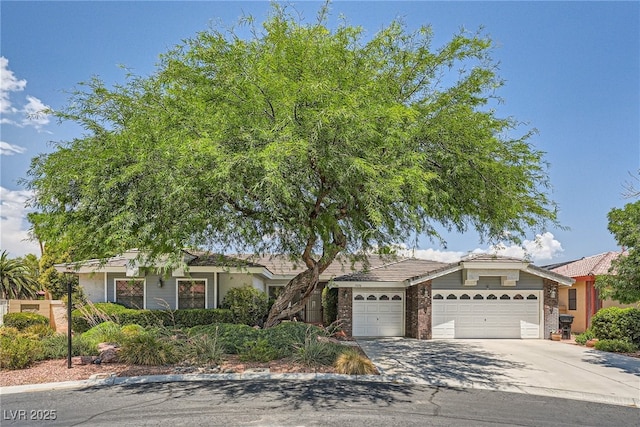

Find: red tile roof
<box><xmin>548</xmin><ymin>251</ymin><xmax>621</xmax><ymax>277</ymax></box>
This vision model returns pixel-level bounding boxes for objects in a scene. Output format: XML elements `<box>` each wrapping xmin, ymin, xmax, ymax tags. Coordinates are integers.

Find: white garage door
<box><xmin>352</xmin><ymin>290</ymin><xmax>404</xmax><ymax>337</ymax></box>
<box><xmin>432</xmin><ymin>290</ymin><xmax>541</xmax><ymax>339</ymax></box>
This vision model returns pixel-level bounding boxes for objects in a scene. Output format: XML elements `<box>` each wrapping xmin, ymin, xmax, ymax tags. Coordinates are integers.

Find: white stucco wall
<box><xmin>79</xmin><ymin>273</ymin><xmax>105</xmax><ymax>303</ymax></box>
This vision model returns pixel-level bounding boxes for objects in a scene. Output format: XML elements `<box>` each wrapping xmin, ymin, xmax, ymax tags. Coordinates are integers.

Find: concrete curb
<box><xmin>2</xmin><ymin>372</ymin><xmax>638</xmax><ymax>408</ymax></box>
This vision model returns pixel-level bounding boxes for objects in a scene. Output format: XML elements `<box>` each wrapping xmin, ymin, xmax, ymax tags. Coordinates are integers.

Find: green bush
<box><xmin>221</xmin><ymin>286</ymin><xmax>269</xmax><ymax>326</ymax></box>
<box><xmin>173</xmin><ymin>308</ymin><xmax>233</xmax><ymax>328</ymax></box>
<box><xmin>121</xmin><ymin>324</ymin><xmax>145</xmax><ymax>337</ymax></box>
<box><xmin>0</xmin><ymin>332</ymin><xmax>42</xmax><ymax>369</ymax></box>
<box><xmin>81</xmin><ymin>321</ymin><xmax>125</xmax><ymax>346</ymax></box>
<box><xmin>23</xmin><ymin>323</ymin><xmax>56</xmax><ymax>338</ymax></box>
<box><xmin>185</xmin><ymin>327</ymin><xmax>223</xmax><ymax>365</ymax></box>
<box><xmin>322</xmin><ymin>286</ymin><xmax>339</xmax><ymax>326</ymax></box>
<box><xmin>264</xmin><ymin>322</ymin><xmax>324</xmax><ymax>358</ymax></box>
<box><xmin>591</xmin><ymin>307</ymin><xmax>640</xmax><ymax>345</ymax></box>
<box><xmin>594</xmin><ymin>339</ymin><xmax>638</xmax><ymax>353</ymax></box>
<box><xmin>217</xmin><ymin>323</ymin><xmax>261</xmax><ymax>354</ymax></box>
<box><xmin>119</xmin><ymin>332</ymin><xmax>180</xmax><ymax>365</ymax></box>
<box><xmin>575</xmin><ymin>329</ymin><xmax>596</xmax><ymax>345</ymax></box>
<box><xmin>292</xmin><ymin>335</ymin><xmax>344</xmax><ymax>367</ymax></box>
<box><xmin>239</xmin><ymin>338</ymin><xmax>278</xmax><ymax>362</ymax></box>
<box><xmin>3</xmin><ymin>312</ymin><xmax>50</xmax><ymax>330</ymax></box>
<box><xmin>72</xmin><ymin>302</ymin><xmax>133</xmax><ymax>332</ymax></box>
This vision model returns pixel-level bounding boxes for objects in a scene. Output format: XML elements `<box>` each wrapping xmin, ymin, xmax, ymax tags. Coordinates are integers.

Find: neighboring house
<box><xmin>58</xmin><ymin>251</ymin><xmax>573</xmax><ymax>339</ymax></box>
<box><xmin>545</xmin><ymin>251</ymin><xmax>635</xmax><ymax>333</ymax></box>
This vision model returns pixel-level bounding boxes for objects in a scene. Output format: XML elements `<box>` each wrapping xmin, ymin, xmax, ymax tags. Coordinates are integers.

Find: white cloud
<box><xmin>21</xmin><ymin>95</ymin><xmax>51</xmax><ymax>129</ymax></box>
<box><xmin>0</xmin><ymin>57</ymin><xmax>51</xmax><ymax>130</ymax></box>
<box><xmin>403</xmin><ymin>232</ymin><xmax>564</xmax><ymax>264</ymax></box>
<box><xmin>0</xmin><ymin>186</ymin><xmax>40</xmax><ymax>257</ymax></box>
<box><xmin>0</xmin><ymin>140</ymin><xmax>26</xmax><ymax>156</ymax></box>
<box><xmin>0</xmin><ymin>56</ymin><xmax>27</xmax><ymax>114</ymax></box>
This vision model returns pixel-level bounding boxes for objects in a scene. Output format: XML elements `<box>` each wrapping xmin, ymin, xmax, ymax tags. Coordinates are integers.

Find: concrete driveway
<box><xmin>357</xmin><ymin>338</ymin><xmax>640</xmax><ymax>407</ymax></box>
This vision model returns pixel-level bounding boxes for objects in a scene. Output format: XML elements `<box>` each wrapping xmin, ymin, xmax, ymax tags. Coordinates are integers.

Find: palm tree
<box><xmin>0</xmin><ymin>250</ymin><xmax>41</xmax><ymax>299</ymax></box>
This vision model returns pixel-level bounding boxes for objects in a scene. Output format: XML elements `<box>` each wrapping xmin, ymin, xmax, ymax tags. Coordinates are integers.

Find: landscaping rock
<box><xmin>72</xmin><ymin>356</ymin><xmax>98</xmax><ymax>365</ymax></box>
<box><xmin>97</xmin><ymin>343</ymin><xmax>120</xmax><ymax>363</ymax></box>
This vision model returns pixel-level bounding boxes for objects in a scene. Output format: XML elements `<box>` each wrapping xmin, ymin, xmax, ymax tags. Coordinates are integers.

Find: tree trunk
<box><xmin>264</xmin><ymin>263</ymin><xmax>320</xmax><ymax>328</ymax></box>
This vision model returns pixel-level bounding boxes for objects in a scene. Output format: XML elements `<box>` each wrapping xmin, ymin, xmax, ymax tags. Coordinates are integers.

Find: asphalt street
<box><xmin>1</xmin><ymin>380</ymin><xmax>637</xmax><ymax>426</ymax></box>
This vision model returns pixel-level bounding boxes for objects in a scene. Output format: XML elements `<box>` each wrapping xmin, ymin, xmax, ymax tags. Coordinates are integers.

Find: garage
<box><xmin>352</xmin><ymin>290</ymin><xmax>404</xmax><ymax>337</ymax></box>
<box><xmin>432</xmin><ymin>290</ymin><xmax>542</xmax><ymax>339</ymax></box>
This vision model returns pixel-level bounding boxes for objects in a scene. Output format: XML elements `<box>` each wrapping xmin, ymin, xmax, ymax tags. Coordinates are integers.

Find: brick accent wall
<box><xmin>544</xmin><ymin>279</ymin><xmax>559</xmax><ymax>339</ymax></box>
<box><xmin>337</xmin><ymin>288</ymin><xmax>353</xmax><ymax>337</ymax></box>
<box><xmin>406</xmin><ymin>280</ymin><xmax>432</xmax><ymax>340</ymax></box>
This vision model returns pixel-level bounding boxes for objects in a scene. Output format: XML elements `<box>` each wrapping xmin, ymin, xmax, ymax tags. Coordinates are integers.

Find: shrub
<box><xmin>322</xmin><ymin>286</ymin><xmax>339</xmax><ymax>326</ymax></box>
<box><xmin>0</xmin><ymin>333</ymin><xmax>42</xmax><ymax>369</ymax></box>
<box><xmin>24</xmin><ymin>323</ymin><xmax>55</xmax><ymax>338</ymax></box>
<box><xmin>82</xmin><ymin>321</ymin><xmax>125</xmax><ymax>346</ymax></box>
<box><xmin>263</xmin><ymin>322</ymin><xmax>321</xmax><ymax>358</ymax></box>
<box><xmin>334</xmin><ymin>350</ymin><xmax>377</xmax><ymax>375</ymax></box>
<box><xmin>239</xmin><ymin>338</ymin><xmax>279</xmax><ymax>362</ymax></box>
<box><xmin>216</xmin><ymin>323</ymin><xmax>261</xmax><ymax>354</ymax></box>
<box><xmin>186</xmin><ymin>327</ymin><xmax>223</xmax><ymax>365</ymax></box>
<box><xmin>292</xmin><ymin>335</ymin><xmax>343</xmax><ymax>367</ymax></box>
<box><xmin>173</xmin><ymin>308</ymin><xmax>233</xmax><ymax>328</ymax></box>
<box><xmin>591</xmin><ymin>307</ymin><xmax>640</xmax><ymax>345</ymax></box>
<box><xmin>575</xmin><ymin>329</ymin><xmax>596</xmax><ymax>345</ymax></box>
<box><xmin>221</xmin><ymin>286</ymin><xmax>269</xmax><ymax>326</ymax></box>
<box><xmin>72</xmin><ymin>302</ymin><xmax>132</xmax><ymax>332</ymax></box>
<box><xmin>3</xmin><ymin>312</ymin><xmax>50</xmax><ymax>330</ymax></box>
<box><xmin>594</xmin><ymin>339</ymin><xmax>638</xmax><ymax>353</ymax></box>
<box><xmin>120</xmin><ymin>324</ymin><xmax>145</xmax><ymax>337</ymax></box>
<box><xmin>119</xmin><ymin>332</ymin><xmax>180</xmax><ymax>365</ymax></box>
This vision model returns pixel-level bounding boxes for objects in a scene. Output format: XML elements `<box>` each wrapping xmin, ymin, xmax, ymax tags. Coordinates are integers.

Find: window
<box><xmin>473</xmin><ymin>294</ymin><xmax>484</xmax><ymax>300</ymax></box>
<box><xmin>177</xmin><ymin>279</ymin><xmax>206</xmax><ymax>309</ymax></box>
<box><xmin>460</xmin><ymin>294</ymin><xmax>470</xmax><ymax>300</ymax></box>
<box><xmin>526</xmin><ymin>294</ymin><xmax>538</xmax><ymax>300</ymax></box>
<box><xmin>568</xmin><ymin>289</ymin><xmax>577</xmax><ymax>311</ymax></box>
<box><xmin>354</xmin><ymin>294</ymin><xmax>364</xmax><ymax>301</ymax></box>
<box><xmin>115</xmin><ymin>279</ymin><xmax>144</xmax><ymax>309</ymax></box>
<box><xmin>487</xmin><ymin>294</ymin><xmax>497</xmax><ymax>300</ymax></box>
<box><xmin>367</xmin><ymin>295</ymin><xmax>377</xmax><ymax>301</ymax></box>
<box><xmin>514</xmin><ymin>294</ymin><xmax>524</xmax><ymax>300</ymax></box>
<box><xmin>446</xmin><ymin>294</ymin><xmax>457</xmax><ymax>300</ymax></box>
<box><xmin>392</xmin><ymin>295</ymin><xmax>402</xmax><ymax>301</ymax></box>
<box><xmin>500</xmin><ymin>294</ymin><xmax>510</xmax><ymax>300</ymax></box>
<box><xmin>433</xmin><ymin>294</ymin><xmax>443</xmax><ymax>300</ymax></box>
<box><xmin>379</xmin><ymin>295</ymin><xmax>389</xmax><ymax>301</ymax></box>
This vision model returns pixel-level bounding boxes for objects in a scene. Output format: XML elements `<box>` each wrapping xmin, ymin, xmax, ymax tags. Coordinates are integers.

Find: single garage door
<box><xmin>432</xmin><ymin>290</ymin><xmax>541</xmax><ymax>339</ymax></box>
<box><xmin>352</xmin><ymin>290</ymin><xmax>404</xmax><ymax>337</ymax></box>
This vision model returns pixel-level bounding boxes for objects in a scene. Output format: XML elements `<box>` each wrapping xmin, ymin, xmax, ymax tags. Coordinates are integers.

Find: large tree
<box><xmin>596</xmin><ymin>200</ymin><xmax>640</xmax><ymax>304</ymax></box>
<box><xmin>27</xmin><ymin>5</ymin><xmax>558</xmax><ymax>326</ymax></box>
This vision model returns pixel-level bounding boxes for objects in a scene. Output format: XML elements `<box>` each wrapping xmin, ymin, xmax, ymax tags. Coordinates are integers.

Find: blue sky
<box><xmin>1</xmin><ymin>1</ymin><xmax>638</xmax><ymax>264</ymax></box>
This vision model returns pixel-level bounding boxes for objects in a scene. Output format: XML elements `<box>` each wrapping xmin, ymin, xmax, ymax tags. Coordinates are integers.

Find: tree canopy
<box><xmin>0</xmin><ymin>250</ymin><xmax>41</xmax><ymax>300</ymax></box>
<box><xmin>596</xmin><ymin>200</ymin><xmax>640</xmax><ymax>304</ymax></box>
<box><xmin>26</xmin><ymin>4</ymin><xmax>558</xmax><ymax>325</ymax></box>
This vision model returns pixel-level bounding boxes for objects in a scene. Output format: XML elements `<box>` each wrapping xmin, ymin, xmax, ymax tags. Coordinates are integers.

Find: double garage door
<box><xmin>432</xmin><ymin>290</ymin><xmax>542</xmax><ymax>339</ymax></box>
<box><xmin>352</xmin><ymin>290</ymin><xmax>404</xmax><ymax>337</ymax></box>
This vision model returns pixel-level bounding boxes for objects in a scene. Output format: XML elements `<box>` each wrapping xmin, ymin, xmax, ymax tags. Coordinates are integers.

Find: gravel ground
<box><xmin>0</xmin><ymin>356</ymin><xmax>343</xmax><ymax>387</ymax></box>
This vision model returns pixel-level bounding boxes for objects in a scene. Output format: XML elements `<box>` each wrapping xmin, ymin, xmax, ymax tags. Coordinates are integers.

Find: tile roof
<box><xmin>334</xmin><ymin>258</ymin><xmax>448</xmax><ymax>282</ymax></box>
<box><xmin>547</xmin><ymin>251</ymin><xmax>621</xmax><ymax>277</ymax></box>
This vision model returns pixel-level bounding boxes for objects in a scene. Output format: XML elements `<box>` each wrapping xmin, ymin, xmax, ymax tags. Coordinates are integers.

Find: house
<box><xmin>545</xmin><ymin>251</ymin><xmax>636</xmax><ymax>333</ymax></box>
<box><xmin>58</xmin><ymin>251</ymin><xmax>573</xmax><ymax>339</ymax></box>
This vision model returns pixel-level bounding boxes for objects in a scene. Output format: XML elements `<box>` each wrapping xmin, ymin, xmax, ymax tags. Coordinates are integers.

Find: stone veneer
<box><xmin>543</xmin><ymin>279</ymin><xmax>560</xmax><ymax>339</ymax></box>
<box><xmin>406</xmin><ymin>280</ymin><xmax>432</xmax><ymax>340</ymax></box>
<box><xmin>337</xmin><ymin>287</ymin><xmax>353</xmax><ymax>337</ymax></box>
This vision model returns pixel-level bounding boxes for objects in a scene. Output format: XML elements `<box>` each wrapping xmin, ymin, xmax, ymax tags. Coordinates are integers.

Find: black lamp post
<box><xmin>67</xmin><ymin>279</ymin><xmax>72</xmax><ymax>369</ymax></box>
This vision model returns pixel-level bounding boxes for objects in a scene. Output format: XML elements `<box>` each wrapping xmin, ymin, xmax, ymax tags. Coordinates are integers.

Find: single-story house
<box><xmin>57</xmin><ymin>251</ymin><xmax>573</xmax><ymax>339</ymax></box>
<box><xmin>545</xmin><ymin>251</ymin><xmax>637</xmax><ymax>333</ymax></box>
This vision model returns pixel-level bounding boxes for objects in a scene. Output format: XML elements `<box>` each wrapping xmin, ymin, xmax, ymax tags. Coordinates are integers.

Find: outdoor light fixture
<box><xmin>158</xmin><ymin>278</ymin><xmax>164</xmax><ymax>288</ymax></box>
<box><xmin>549</xmin><ymin>288</ymin><xmax>556</xmax><ymax>299</ymax></box>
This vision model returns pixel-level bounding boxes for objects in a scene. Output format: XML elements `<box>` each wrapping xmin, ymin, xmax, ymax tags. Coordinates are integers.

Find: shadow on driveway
<box><xmin>581</xmin><ymin>350</ymin><xmax>640</xmax><ymax>377</ymax></box>
<box><xmin>358</xmin><ymin>338</ymin><xmax>527</xmax><ymax>387</ymax></box>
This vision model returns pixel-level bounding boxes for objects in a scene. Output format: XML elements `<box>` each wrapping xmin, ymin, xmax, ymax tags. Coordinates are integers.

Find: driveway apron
<box><xmin>357</xmin><ymin>338</ymin><xmax>640</xmax><ymax>407</ymax></box>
